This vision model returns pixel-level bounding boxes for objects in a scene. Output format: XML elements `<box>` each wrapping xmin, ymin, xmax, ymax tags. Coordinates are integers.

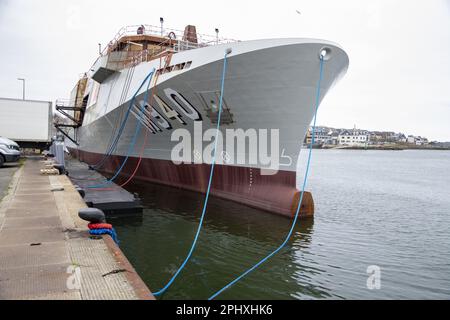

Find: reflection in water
<box><xmin>114</xmin><ymin>181</ymin><xmax>334</xmax><ymax>300</ymax></box>
<box><xmin>114</xmin><ymin>151</ymin><xmax>450</xmax><ymax>300</ymax></box>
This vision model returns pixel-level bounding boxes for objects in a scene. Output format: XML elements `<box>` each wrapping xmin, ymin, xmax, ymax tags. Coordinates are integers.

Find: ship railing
<box><xmin>55</xmin><ymin>99</ymin><xmax>72</xmax><ymax>108</ymax></box>
<box><xmin>88</xmin><ymin>25</ymin><xmax>237</xmax><ymax>75</ymax></box>
<box><xmin>101</xmin><ymin>24</ymin><xmax>237</xmax><ymax>56</ymax></box>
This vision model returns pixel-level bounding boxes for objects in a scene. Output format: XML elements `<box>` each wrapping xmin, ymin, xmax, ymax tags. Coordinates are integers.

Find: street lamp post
<box><xmin>17</xmin><ymin>78</ymin><xmax>25</xmax><ymax>100</ymax></box>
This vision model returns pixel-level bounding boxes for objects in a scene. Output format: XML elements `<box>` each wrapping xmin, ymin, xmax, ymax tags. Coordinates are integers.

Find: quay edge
<box><xmin>0</xmin><ymin>157</ymin><xmax>154</xmax><ymax>300</ymax></box>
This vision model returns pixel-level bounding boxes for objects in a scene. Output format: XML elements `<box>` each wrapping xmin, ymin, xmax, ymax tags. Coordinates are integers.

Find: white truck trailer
<box><xmin>0</xmin><ymin>97</ymin><xmax>52</xmax><ymax>150</ymax></box>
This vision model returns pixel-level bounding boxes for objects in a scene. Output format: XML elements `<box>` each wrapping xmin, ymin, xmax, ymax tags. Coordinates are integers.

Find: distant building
<box><xmin>386</xmin><ymin>132</ymin><xmax>402</xmax><ymax>143</ymax></box>
<box><xmin>398</xmin><ymin>133</ymin><xmax>407</xmax><ymax>143</ymax></box>
<box><xmin>369</xmin><ymin>131</ymin><xmax>407</xmax><ymax>145</ymax></box>
<box><xmin>384</xmin><ymin>132</ymin><xmax>397</xmax><ymax>142</ymax></box>
<box><xmin>430</xmin><ymin>141</ymin><xmax>450</xmax><ymax>148</ymax></box>
<box><xmin>326</xmin><ymin>130</ymin><xmax>340</xmax><ymax>145</ymax></box>
<box><xmin>416</xmin><ymin>136</ymin><xmax>428</xmax><ymax>146</ymax></box>
<box><xmin>305</xmin><ymin>127</ymin><xmax>333</xmax><ymax>145</ymax></box>
<box><xmin>338</xmin><ymin>129</ymin><xmax>369</xmax><ymax>146</ymax></box>
<box><xmin>407</xmin><ymin>135</ymin><xmax>416</xmax><ymax>144</ymax></box>
<box><xmin>369</xmin><ymin>131</ymin><xmax>384</xmax><ymax>144</ymax></box>
<box><xmin>407</xmin><ymin>135</ymin><xmax>429</xmax><ymax>145</ymax></box>
<box><xmin>304</xmin><ymin>125</ymin><xmax>428</xmax><ymax>148</ymax></box>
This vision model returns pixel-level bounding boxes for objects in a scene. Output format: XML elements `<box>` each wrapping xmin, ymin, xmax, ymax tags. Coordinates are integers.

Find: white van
<box><xmin>0</xmin><ymin>137</ymin><xmax>21</xmax><ymax>167</ymax></box>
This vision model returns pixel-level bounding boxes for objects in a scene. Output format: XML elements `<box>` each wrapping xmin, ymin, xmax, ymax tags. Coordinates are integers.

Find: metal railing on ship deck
<box><xmin>87</xmin><ymin>25</ymin><xmax>238</xmax><ymax>79</ymax></box>
<box><xmin>101</xmin><ymin>24</ymin><xmax>237</xmax><ymax>56</ymax></box>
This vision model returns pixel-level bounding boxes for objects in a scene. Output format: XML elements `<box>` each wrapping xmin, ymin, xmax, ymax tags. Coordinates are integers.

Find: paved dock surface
<box><xmin>0</xmin><ymin>157</ymin><xmax>154</xmax><ymax>300</ymax></box>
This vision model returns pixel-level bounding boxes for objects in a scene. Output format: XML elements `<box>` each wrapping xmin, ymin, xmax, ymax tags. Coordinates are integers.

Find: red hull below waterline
<box><xmin>71</xmin><ymin>149</ymin><xmax>314</xmax><ymax>219</ymax></box>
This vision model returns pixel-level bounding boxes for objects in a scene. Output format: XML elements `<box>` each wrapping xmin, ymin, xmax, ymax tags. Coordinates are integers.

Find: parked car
<box><xmin>0</xmin><ymin>136</ymin><xmax>21</xmax><ymax>167</ymax></box>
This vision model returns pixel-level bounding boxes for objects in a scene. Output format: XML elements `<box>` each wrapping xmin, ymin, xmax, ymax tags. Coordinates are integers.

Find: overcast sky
<box><xmin>1</xmin><ymin>0</ymin><xmax>449</xmax><ymax>141</ymax></box>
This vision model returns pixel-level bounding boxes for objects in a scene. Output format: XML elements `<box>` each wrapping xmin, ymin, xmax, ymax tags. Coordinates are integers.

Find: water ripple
<box><xmin>114</xmin><ymin>150</ymin><xmax>450</xmax><ymax>299</ymax></box>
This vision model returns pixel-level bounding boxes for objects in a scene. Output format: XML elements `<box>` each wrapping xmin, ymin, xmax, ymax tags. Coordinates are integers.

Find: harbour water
<box><xmin>112</xmin><ymin>150</ymin><xmax>450</xmax><ymax>300</ymax></box>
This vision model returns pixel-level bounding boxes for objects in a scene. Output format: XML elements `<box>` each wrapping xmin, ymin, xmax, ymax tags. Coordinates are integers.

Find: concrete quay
<box><xmin>0</xmin><ymin>157</ymin><xmax>154</xmax><ymax>300</ymax></box>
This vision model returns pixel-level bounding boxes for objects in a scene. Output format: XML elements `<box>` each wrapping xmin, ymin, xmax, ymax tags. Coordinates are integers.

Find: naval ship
<box><xmin>58</xmin><ymin>23</ymin><xmax>349</xmax><ymax>218</ymax></box>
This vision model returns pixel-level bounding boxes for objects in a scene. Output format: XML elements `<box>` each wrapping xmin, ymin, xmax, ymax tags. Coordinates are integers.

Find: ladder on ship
<box><xmin>54</xmin><ymin>76</ymin><xmax>89</xmax><ymax>145</ymax></box>
<box><xmin>54</xmin><ymin>99</ymin><xmax>85</xmax><ymax>145</ymax></box>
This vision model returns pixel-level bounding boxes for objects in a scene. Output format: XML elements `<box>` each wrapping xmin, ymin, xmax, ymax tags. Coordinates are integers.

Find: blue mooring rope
<box><xmin>153</xmin><ymin>50</ymin><xmax>231</xmax><ymax>297</ymax></box>
<box><xmin>90</xmin><ymin>69</ymin><xmax>155</xmax><ymax>171</ymax></box>
<box><xmin>88</xmin><ymin>69</ymin><xmax>155</xmax><ymax>189</ymax></box>
<box><xmin>90</xmin><ymin>228</ymin><xmax>119</xmax><ymax>245</ymax></box>
<box><xmin>208</xmin><ymin>56</ymin><xmax>325</xmax><ymax>300</ymax></box>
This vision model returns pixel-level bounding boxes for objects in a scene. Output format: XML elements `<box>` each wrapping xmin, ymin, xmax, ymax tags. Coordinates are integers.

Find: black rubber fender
<box><xmin>76</xmin><ymin>187</ymin><xmax>86</xmax><ymax>198</ymax></box>
<box><xmin>78</xmin><ymin>208</ymin><xmax>106</xmax><ymax>223</ymax></box>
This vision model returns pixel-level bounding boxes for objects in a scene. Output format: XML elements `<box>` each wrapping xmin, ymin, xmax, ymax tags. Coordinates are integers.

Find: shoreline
<box><xmin>312</xmin><ymin>145</ymin><xmax>450</xmax><ymax>151</ymax></box>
